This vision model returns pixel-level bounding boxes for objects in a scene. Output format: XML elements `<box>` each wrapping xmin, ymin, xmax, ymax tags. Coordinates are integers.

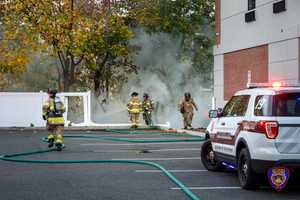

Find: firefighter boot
<box><xmin>47</xmin><ymin>134</ymin><xmax>55</xmax><ymax>148</ymax></box>
<box><xmin>55</xmin><ymin>135</ymin><xmax>64</xmax><ymax>151</ymax></box>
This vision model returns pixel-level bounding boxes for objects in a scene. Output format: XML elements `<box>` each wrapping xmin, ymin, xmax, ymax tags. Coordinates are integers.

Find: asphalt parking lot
<box><xmin>0</xmin><ymin>130</ymin><xmax>299</xmax><ymax>200</ymax></box>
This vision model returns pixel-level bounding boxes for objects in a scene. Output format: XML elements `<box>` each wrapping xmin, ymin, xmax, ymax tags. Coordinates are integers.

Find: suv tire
<box><xmin>201</xmin><ymin>140</ymin><xmax>223</xmax><ymax>171</ymax></box>
<box><xmin>238</xmin><ymin>148</ymin><xmax>259</xmax><ymax>189</ymax></box>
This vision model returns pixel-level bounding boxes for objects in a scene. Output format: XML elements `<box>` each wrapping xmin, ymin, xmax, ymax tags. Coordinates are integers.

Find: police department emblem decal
<box><xmin>268</xmin><ymin>167</ymin><xmax>290</xmax><ymax>191</ymax></box>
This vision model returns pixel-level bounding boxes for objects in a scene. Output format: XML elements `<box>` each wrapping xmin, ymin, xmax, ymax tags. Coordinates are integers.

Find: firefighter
<box><xmin>127</xmin><ymin>92</ymin><xmax>142</xmax><ymax>128</ymax></box>
<box><xmin>179</xmin><ymin>92</ymin><xmax>198</xmax><ymax>130</ymax></box>
<box><xmin>42</xmin><ymin>89</ymin><xmax>66</xmax><ymax>151</ymax></box>
<box><xmin>142</xmin><ymin>93</ymin><xmax>154</xmax><ymax>126</ymax></box>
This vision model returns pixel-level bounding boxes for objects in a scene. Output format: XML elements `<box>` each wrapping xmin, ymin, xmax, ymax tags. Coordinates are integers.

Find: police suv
<box><xmin>201</xmin><ymin>82</ymin><xmax>300</xmax><ymax>190</ymax></box>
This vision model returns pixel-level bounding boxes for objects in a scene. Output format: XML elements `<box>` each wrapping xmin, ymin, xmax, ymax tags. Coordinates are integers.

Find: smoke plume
<box><xmin>92</xmin><ymin>30</ymin><xmax>212</xmax><ymax>128</ymax></box>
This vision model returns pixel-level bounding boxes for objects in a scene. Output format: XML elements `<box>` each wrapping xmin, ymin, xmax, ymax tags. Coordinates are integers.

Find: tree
<box><xmin>120</xmin><ymin>0</ymin><xmax>215</xmax><ymax>86</ymax></box>
<box><xmin>0</xmin><ymin>0</ymin><xmax>215</xmax><ymax>94</ymax></box>
<box><xmin>1</xmin><ymin>0</ymin><xmax>89</xmax><ymax>91</ymax></box>
<box><xmin>120</xmin><ymin>0</ymin><xmax>214</xmax><ymax>34</ymax></box>
<box><xmin>0</xmin><ymin>2</ymin><xmax>29</xmax><ymax>76</ymax></box>
<box><xmin>0</xmin><ymin>8</ymin><xmax>30</xmax><ymax>89</ymax></box>
<box><xmin>74</xmin><ymin>1</ymin><xmax>137</xmax><ymax>98</ymax></box>
<box><xmin>1</xmin><ymin>0</ymin><xmax>138</xmax><ymax>94</ymax></box>
<box><xmin>0</xmin><ymin>46</ymin><xmax>28</xmax><ymax>75</ymax></box>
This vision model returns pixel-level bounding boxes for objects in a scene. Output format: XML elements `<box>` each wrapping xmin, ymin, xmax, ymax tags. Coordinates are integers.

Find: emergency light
<box><xmin>247</xmin><ymin>82</ymin><xmax>300</xmax><ymax>89</ymax></box>
<box><xmin>272</xmin><ymin>82</ymin><xmax>282</xmax><ymax>88</ymax></box>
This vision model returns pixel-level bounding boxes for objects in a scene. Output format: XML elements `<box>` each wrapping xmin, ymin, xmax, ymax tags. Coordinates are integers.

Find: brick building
<box><xmin>214</xmin><ymin>0</ymin><xmax>300</xmax><ymax>107</ymax></box>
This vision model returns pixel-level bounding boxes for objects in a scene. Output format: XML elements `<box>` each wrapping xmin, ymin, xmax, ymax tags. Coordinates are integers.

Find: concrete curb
<box><xmin>0</xmin><ymin>127</ymin><xmax>207</xmax><ymax>138</ymax></box>
<box><xmin>176</xmin><ymin>129</ymin><xmax>206</xmax><ymax>138</ymax></box>
<box><xmin>0</xmin><ymin>127</ymin><xmax>106</xmax><ymax>132</ymax></box>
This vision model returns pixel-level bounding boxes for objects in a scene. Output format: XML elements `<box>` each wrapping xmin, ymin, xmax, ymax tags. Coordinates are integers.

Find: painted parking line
<box><xmin>79</xmin><ymin>137</ymin><xmax>197</xmax><ymax>140</ymax></box>
<box><xmin>92</xmin><ymin>150</ymin><xmax>139</xmax><ymax>153</ymax></box>
<box><xmin>136</xmin><ymin>169</ymin><xmax>207</xmax><ymax>173</ymax></box>
<box><xmin>111</xmin><ymin>157</ymin><xmax>200</xmax><ymax>161</ymax></box>
<box><xmin>149</xmin><ymin>148</ymin><xmax>199</xmax><ymax>152</ymax></box>
<box><xmin>92</xmin><ymin>148</ymin><xmax>199</xmax><ymax>153</ymax></box>
<box><xmin>106</xmin><ymin>137</ymin><xmax>198</xmax><ymax>140</ymax></box>
<box><xmin>171</xmin><ymin>186</ymin><xmax>241</xmax><ymax>190</ymax></box>
<box><xmin>80</xmin><ymin>142</ymin><xmax>201</xmax><ymax>146</ymax></box>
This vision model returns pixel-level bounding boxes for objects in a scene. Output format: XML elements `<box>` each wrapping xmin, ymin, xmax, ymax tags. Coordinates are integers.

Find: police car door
<box><xmin>213</xmin><ymin>95</ymin><xmax>250</xmax><ymax>156</ymax></box>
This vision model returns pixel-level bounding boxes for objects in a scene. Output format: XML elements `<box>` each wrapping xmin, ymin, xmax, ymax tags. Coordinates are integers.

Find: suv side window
<box><xmin>254</xmin><ymin>95</ymin><xmax>272</xmax><ymax>116</ymax></box>
<box><xmin>254</xmin><ymin>94</ymin><xmax>300</xmax><ymax>116</ymax></box>
<box><xmin>222</xmin><ymin>95</ymin><xmax>250</xmax><ymax>117</ymax></box>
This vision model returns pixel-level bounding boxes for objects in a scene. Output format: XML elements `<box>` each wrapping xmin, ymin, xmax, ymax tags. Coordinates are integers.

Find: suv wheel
<box><xmin>238</xmin><ymin>148</ymin><xmax>259</xmax><ymax>189</ymax></box>
<box><xmin>201</xmin><ymin>140</ymin><xmax>223</xmax><ymax>171</ymax></box>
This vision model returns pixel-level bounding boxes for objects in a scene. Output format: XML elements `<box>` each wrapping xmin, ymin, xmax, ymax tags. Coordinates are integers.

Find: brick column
<box><xmin>224</xmin><ymin>45</ymin><xmax>268</xmax><ymax>100</ymax></box>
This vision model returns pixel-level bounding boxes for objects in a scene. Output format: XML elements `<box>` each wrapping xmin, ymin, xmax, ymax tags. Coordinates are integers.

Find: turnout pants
<box><xmin>130</xmin><ymin>113</ymin><xmax>140</xmax><ymax>127</ymax></box>
<box><xmin>183</xmin><ymin>112</ymin><xmax>193</xmax><ymax>128</ymax></box>
<box><xmin>47</xmin><ymin>124</ymin><xmax>64</xmax><ymax>143</ymax></box>
<box><xmin>143</xmin><ymin>112</ymin><xmax>153</xmax><ymax>126</ymax></box>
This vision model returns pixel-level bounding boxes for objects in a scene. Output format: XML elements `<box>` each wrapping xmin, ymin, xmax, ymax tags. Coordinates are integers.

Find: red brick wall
<box><xmin>215</xmin><ymin>0</ymin><xmax>221</xmax><ymax>45</ymax></box>
<box><xmin>224</xmin><ymin>45</ymin><xmax>269</xmax><ymax>100</ymax></box>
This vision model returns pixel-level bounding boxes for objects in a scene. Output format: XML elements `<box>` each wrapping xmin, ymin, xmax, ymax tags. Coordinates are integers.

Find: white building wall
<box><xmin>213</xmin><ymin>54</ymin><xmax>225</xmax><ymax>108</ymax></box>
<box><xmin>269</xmin><ymin>38</ymin><xmax>299</xmax><ymax>83</ymax></box>
<box><xmin>213</xmin><ymin>0</ymin><xmax>300</xmax><ymax>107</ymax></box>
<box><xmin>215</xmin><ymin>0</ymin><xmax>300</xmax><ymax>55</ymax></box>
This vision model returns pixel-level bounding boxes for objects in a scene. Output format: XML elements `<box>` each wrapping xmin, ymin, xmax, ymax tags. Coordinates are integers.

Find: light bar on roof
<box><xmin>247</xmin><ymin>82</ymin><xmax>300</xmax><ymax>89</ymax></box>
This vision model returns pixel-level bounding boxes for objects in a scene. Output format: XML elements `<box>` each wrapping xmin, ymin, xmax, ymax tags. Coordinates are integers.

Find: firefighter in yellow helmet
<box><xmin>127</xmin><ymin>92</ymin><xmax>142</xmax><ymax>128</ymax></box>
<box><xmin>42</xmin><ymin>89</ymin><xmax>66</xmax><ymax>151</ymax></box>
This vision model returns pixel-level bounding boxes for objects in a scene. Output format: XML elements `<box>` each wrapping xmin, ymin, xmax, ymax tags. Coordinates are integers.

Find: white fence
<box><xmin>0</xmin><ymin>92</ymin><xmax>48</xmax><ymax>127</ymax></box>
<box><xmin>0</xmin><ymin>91</ymin><xmax>170</xmax><ymax>128</ymax></box>
<box><xmin>0</xmin><ymin>91</ymin><xmax>96</xmax><ymax>127</ymax></box>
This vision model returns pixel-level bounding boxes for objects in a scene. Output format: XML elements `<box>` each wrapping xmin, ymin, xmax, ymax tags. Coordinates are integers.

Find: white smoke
<box><xmin>92</xmin><ymin>29</ymin><xmax>212</xmax><ymax>128</ymax></box>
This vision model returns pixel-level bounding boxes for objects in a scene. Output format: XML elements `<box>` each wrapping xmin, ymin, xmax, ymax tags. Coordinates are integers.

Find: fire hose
<box><xmin>0</xmin><ymin>133</ymin><xmax>205</xmax><ymax>200</ymax></box>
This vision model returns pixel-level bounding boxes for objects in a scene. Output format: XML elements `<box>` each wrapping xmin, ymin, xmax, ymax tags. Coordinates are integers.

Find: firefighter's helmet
<box><xmin>184</xmin><ymin>92</ymin><xmax>191</xmax><ymax>99</ymax></box>
<box><xmin>47</xmin><ymin>89</ymin><xmax>58</xmax><ymax>98</ymax></box>
<box><xmin>143</xmin><ymin>93</ymin><xmax>149</xmax><ymax>98</ymax></box>
<box><xmin>131</xmin><ymin>92</ymin><xmax>139</xmax><ymax>97</ymax></box>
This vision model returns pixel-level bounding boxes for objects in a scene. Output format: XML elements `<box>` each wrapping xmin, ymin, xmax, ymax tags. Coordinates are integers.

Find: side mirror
<box><xmin>209</xmin><ymin>109</ymin><xmax>223</xmax><ymax>118</ymax></box>
<box><xmin>209</xmin><ymin>110</ymin><xmax>218</xmax><ymax>118</ymax></box>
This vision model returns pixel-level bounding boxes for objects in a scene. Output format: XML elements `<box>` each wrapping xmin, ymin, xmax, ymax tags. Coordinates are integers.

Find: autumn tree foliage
<box><xmin>0</xmin><ymin>0</ymin><xmax>215</xmax><ymax>94</ymax></box>
<box><xmin>0</xmin><ymin>0</ymin><xmax>135</xmax><ymax>94</ymax></box>
<box><xmin>120</xmin><ymin>0</ymin><xmax>215</xmax><ymax>86</ymax></box>
<box><xmin>76</xmin><ymin>1</ymin><xmax>137</xmax><ymax>97</ymax></box>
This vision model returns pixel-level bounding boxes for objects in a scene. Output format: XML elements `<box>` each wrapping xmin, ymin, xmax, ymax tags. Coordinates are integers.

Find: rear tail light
<box><xmin>255</xmin><ymin>121</ymin><xmax>279</xmax><ymax>139</ymax></box>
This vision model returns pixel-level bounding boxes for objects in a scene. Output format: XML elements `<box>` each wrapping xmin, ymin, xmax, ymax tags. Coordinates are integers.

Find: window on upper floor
<box><xmin>273</xmin><ymin>0</ymin><xmax>286</xmax><ymax>14</ymax></box>
<box><xmin>248</xmin><ymin>0</ymin><xmax>256</xmax><ymax>11</ymax></box>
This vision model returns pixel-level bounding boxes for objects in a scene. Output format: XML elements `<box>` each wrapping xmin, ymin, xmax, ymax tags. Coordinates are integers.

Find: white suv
<box><xmin>201</xmin><ymin>84</ymin><xmax>300</xmax><ymax>190</ymax></box>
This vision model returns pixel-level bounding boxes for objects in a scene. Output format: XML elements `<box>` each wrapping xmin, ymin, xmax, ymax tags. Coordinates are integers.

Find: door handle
<box><xmin>221</xmin><ymin>122</ymin><xmax>226</xmax><ymax>126</ymax></box>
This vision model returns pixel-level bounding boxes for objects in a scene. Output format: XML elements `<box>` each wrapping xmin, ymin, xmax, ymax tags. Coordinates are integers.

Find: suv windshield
<box><xmin>254</xmin><ymin>92</ymin><xmax>300</xmax><ymax>116</ymax></box>
<box><xmin>223</xmin><ymin>95</ymin><xmax>250</xmax><ymax>117</ymax></box>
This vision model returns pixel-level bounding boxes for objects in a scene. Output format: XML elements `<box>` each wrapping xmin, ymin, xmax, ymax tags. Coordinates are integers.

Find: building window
<box><xmin>248</xmin><ymin>0</ymin><xmax>256</xmax><ymax>10</ymax></box>
<box><xmin>273</xmin><ymin>0</ymin><xmax>286</xmax><ymax>14</ymax></box>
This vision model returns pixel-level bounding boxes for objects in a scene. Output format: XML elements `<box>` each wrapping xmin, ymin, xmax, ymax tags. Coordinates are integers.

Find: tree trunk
<box><xmin>105</xmin><ymin>66</ymin><xmax>110</xmax><ymax>100</ymax></box>
<box><xmin>55</xmin><ymin>64</ymin><xmax>63</xmax><ymax>91</ymax></box>
<box><xmin>62</xmin><ymin>59</ymin><xmax>71</xmax><ymax>92</ymax></box>
<box><xmin>62</xmin><ymin>70</ymin><xmax>70</xmax><ymax>92</ymax></box>
<box><xmin>93</xmin><ymin>70</ymin><xmax>102</xmax><ymax>97</ymax></box>
<box><xmin>57</xmin><ymin>52</ymin><xmax>78</xmax><ymax>92</ymax></box>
